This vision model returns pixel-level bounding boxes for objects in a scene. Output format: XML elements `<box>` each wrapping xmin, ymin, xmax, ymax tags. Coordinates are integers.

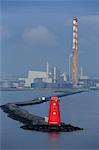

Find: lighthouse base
<box><xmin>21</xmin><ymin>123</ymin><xmax>83</xmax><ymax>132</ymax></box>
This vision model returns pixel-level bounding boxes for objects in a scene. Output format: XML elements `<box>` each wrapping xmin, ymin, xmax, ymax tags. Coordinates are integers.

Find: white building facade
<box><xmin>25</xmin><ymin>70</ymin><xmax>47</xmax><ymax>87</ymax></box>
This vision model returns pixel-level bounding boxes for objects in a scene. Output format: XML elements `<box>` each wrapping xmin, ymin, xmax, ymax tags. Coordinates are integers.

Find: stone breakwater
<box><xmin>0</xmin><ymin>103</ymin><xmax>83</xmax><ymax>132</ymax></box>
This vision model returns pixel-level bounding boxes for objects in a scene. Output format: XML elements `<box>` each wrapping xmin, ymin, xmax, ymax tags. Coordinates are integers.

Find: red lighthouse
<box><xmin>48</xmin><ymin>96</ymin><xmax>61</xmax><ymax>126</ymax></box>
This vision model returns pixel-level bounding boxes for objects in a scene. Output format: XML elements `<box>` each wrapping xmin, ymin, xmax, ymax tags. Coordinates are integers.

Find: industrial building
<box><xmin>24</xmin><ymin>62</ymin><xmax>67</xmax><ymax>88</ymax></box>
<box><xmin>25</xmin><ymin>70</ymin><xmax>48</xmax><ymax>87</ymax></box>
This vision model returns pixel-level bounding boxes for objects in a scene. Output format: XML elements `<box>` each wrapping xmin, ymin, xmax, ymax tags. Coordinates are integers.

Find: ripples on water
<box><xmin>0</xmin><ymin>89</ymin><xmax>99</xmax><ymax>149</ymax></box>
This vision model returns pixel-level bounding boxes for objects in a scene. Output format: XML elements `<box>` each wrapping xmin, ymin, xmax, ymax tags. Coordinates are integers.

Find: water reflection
<box><xmin>48</xmin><ymin>132</ymin><xmax>60</xmax><ymax>149</ymax></box>
<box><xmin>48</xmin><ymin>132</ymin><xmax>60</xmax><ymax>141</ymax></box>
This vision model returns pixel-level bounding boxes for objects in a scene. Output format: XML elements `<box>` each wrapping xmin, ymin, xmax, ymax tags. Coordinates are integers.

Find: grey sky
<box><xmin>1</xmin><ymin>0</ymin><xmax>99</xmax><ymax>79</ymax></box>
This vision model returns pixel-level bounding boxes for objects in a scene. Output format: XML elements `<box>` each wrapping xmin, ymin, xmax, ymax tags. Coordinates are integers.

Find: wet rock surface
<box><xmin>21</xmin><ymin>123</ymin><xmax>83</xmax><ymax>132</ymax></box>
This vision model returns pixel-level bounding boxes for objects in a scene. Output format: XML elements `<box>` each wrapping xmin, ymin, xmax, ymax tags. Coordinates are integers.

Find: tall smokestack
<box><xmin>46</xmin><ymin>61</ymin><xmax>49</xmax><ymax>79</ymax></box>
<box><xmin>53</xmin><ymin>66</ymin><xmax>56</xmax><ymax>83</ymax></box>
<box><xmin>80</xmin><ymin>66</ymin><xmax>83</xmax><ymax>79</ymax></box>
<box><xmin>72</xmin><ymin>17</ymin><xmax>78</xmax><ymax>85</ymax></box>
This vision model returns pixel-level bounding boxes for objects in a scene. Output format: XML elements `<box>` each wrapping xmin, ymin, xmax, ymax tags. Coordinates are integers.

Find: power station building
<box><xmin>25</xmin><ymin>70</ymin><xmax>49</xmax><ymax>87</ymax></box>
<box><xmin>24</xmin><ymin>62</ymin><xmax>67</xmax><ymax>87</ymax></box>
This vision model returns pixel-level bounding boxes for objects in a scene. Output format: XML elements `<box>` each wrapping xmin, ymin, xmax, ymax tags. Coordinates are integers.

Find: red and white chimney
<box><xmin>72</xmin><ymin>16</ymin><xmax>78</xmax><ymax>85</ymax></box>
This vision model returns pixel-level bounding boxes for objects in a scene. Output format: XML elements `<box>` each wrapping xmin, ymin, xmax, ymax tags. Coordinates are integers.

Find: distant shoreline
<box><xmin>0</xmin><ymin>86</ymin><xmax>98</xmax><ymax>92</ymax></box>
<box><xmin>0</xmin><ymin>87</ymin><xmax>33</xmax><ymax>91</ymax></box>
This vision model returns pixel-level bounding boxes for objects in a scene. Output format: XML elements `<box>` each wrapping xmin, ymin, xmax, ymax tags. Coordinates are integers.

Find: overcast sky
<box><xmin>0</xmin><ymin>0</ymin><xmax>99</xmax><ymax>79</ymax></box>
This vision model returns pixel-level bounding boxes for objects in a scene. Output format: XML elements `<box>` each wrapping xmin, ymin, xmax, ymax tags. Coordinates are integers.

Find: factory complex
<box><xmin>0</xmin><ymin>17</ymin><xmax>99</xmax><ymax>90</ymax></box>
<box><xmin>19</xmin><ymin>62</ymin><xmax>68</xmax><ymax>88</ymax></box>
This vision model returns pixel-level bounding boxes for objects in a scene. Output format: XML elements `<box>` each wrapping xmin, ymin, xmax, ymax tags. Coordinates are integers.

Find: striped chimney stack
<box><xmin>72</xmin><ymin>17</ymin><xmax>78</xmax><ymax>85</ymax></box>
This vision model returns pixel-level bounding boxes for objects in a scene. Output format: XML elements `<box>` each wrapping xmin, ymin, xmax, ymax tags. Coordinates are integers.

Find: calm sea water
<box><xmin>0</xmin><ymin>89</ymin><xmax>99</xmax><ymax>150</ymax></box>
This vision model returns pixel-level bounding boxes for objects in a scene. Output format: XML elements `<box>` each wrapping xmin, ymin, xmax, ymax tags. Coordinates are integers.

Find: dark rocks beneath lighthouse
<box><xmin>20</xmin><ymin>123</ymin><xmax>83</xmax><ymax>132</ymax></box>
